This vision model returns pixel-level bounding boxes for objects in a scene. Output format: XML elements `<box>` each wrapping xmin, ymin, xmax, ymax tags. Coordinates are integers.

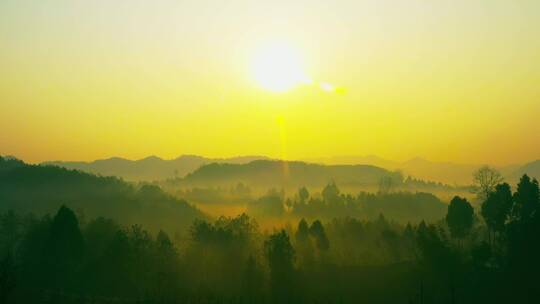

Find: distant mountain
<box><xmin>43</xmin><ymin>155</ymin><xmax>269</xmax><ymax>181</ymax></box>
<box><xmin>307</xmin><ymin>155</ymin><xmax>400</xmax><ymax>170</ymax></box>
<box><xmin>308</xmin><ymin>156</ymin><xmax>480</xmax><ymax>185</ymax></box>
<box><xmin>182</xmin><ymin>160</ymin><xmax>398</xmax><ymax>189</ymax></box>
<box><xmin>42</xmin><ymin>153</ymin><xmax>539</xmax><ymax>186</ymax></box>
<box><xmin>400</xmin><ymin>157</ymin><xmax>480</xmax><ymax>185</ymax></box>
<box><xmin>0</xmin><ymin>156</ymin><xmax>205</xmax><ymax>232</ymax></box>
<box><xmin>508</xmin><ymin>160</ymin><xmax>540</xmax><ymax>182</ymax></box>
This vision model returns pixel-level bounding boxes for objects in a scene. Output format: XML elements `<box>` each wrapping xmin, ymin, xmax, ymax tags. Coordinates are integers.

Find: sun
<box><xmin>250</xmin><ymin>42</ymin><xmax>310</xmax><ymax>92</ymax></box>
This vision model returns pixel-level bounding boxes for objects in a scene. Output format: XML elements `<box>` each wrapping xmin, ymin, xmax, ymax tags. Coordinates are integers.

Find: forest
<box><xmin>1</xmin><ymin>156</ymin><xmax>540</xmax><ymax>303</ymax></box>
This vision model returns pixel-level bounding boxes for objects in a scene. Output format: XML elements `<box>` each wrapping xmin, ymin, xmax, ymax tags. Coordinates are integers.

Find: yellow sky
<box><xmin>1</xmin><ymin>0</ymin><xmax>539</xmax><ymax>164</ymax></box>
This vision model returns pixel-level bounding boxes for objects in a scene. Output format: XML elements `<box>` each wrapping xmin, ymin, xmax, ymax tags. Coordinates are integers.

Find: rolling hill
<box><xmin>0</xmin><ymin>156</ymin><xmax>205</xmax><ymax>232</ymax></box>
<box><xmin>43</xmin><ymin>155</ymin><xmax>269</xmax><ymax>181</ymax></box>
<box><xmin>181</xmin><ymin>160</ymin><xmax>400</xmax><ymax>189</ymax></box>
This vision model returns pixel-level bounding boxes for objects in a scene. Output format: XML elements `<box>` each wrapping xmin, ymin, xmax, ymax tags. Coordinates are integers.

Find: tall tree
<box><xmin>473</xmin><ymin>166</ymin><xmax>504</xmax><ymax>201</ymax></box>
<box><xmin>295</xmin><ymin>219</ymin><xmax>314</xmax><ymax>268</ymax></box>
<box><xmin>446</xmin><ymin>196</ymin><xmax>474</xmax><ymax>240</ymax></box>
<box><xmin>43</xmin><ymin>205</ymin><xmax>84</xmax><ymax>289</ymax></box>
<box><xmin>295</xmin><ymin>218</ymin><xmax>310</xmax><ymax>244</ymax></box>
<box><xmin>297</xmin><ymin>187</ymin><xmax>309</xmax><ymax>204</ymax></box>
<box><xmin>309</xmin><ymin>220</ymin><xmax>329</xmax><ymax>252</ymax></box>
<box><xmin>512</xmin><ymin>174</ymin><xmax>540</xmax><ymax>222</ymax></box>
<box><xmin>264</xmin><ymin>230</ymin><xmax>295</xmax><ymax>303</ymax></box>
<box><xmin>322</xmin><ymin>182</ymin><xmax>340</xmax><ymax>204</ymax></box>
<box><xmin>154</xmin><ymin>230</ymin><xmax>179</xmax><ymax>301</ymax></box>
<box><xmin>506</xmin><ymin>175</ymin><xmax>540</xmax><ymax>302</ymax></box>
<box><xmin>481</xmin><ymin>183</ymin><xmax>513</xmax><ymax>244</ymax></box>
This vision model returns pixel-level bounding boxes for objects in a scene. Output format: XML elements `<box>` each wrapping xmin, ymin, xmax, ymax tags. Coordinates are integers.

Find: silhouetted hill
<box><xmin>182</xmin><ymin>160</ymin><xmax>399</xmax><ymax>189</ymax></box>
<box><xmin>43</xmin><ymin>155</ymin><xmax>269</xmax><ymax>181</ymax></box>
<box><xmin>0</xmin><ymin>156</ymin><xmax>205</xmax><ymax>232</ymax></box>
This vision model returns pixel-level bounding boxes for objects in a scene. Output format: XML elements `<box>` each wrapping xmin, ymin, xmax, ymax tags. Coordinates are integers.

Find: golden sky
<box><xmin>1</xmin><ymin>0</ymin><xmax>539</xmax><ymax>164</ymax></box>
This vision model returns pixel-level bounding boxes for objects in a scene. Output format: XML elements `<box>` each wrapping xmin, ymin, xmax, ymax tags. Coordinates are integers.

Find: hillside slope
<box><xmin>0</xmin><ymin>156</ymin><xmax>204</xmax><ymax>232</ymax></box>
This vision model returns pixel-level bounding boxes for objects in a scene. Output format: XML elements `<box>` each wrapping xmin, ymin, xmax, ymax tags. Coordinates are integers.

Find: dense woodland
<box><xmin>1</xmin><ymin>156</ymin><xmax>540</xmax><ymax>303</ymax></box>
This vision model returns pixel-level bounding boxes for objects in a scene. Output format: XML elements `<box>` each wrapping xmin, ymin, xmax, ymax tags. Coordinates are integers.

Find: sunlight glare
<box><xmin>251</xmin><ymin>42</ymin><xmax>310</xmax><ymax>92</ymax></box>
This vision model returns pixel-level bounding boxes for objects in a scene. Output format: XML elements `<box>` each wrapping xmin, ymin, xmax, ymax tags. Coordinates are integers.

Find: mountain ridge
<box><xmin>43</xmin><ymin>155</ymin><xmax>271</xmax><ymax>181</ymax></box>
<box><xmin>39</xmin><ymin>154</ymin><xmax>540</xmax><ymax>185</ymax></box>
<box><xmin>307</xmin><ymin>155</ymin><xmax>538</xmax><ymax>185</ymax></box>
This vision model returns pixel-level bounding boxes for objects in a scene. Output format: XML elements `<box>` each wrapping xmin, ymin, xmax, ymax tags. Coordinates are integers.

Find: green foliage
<box><xmin>446</xmin><ymin>196</ymin><xmax>474</xmax><ymax>239</ymax></box>
<box><xmin>309</xmin><ymin>220</ymin><xmax>329</xmax><ymax>251</ymax></box>
<box><xmin>415</xmin><ymin>221</ymin><xmax>453</xmax><ymax>267</ymax></box>
<box><xmin>512</xmin><ymin>174</ymin><xmax>540</xmax><ymax>222</ymax></box>
<box><xmin>504</xmin><ymin>175</ymin><xmax>540</xmax><ymax>302</ymax></box>
<box><xmin>481</xmin><ymin>183</ymin><xmax>513</xmax><ymax>234</ymax></box>
<box><xmin>265</xmin><ymin>230</ymin><xmax>295</xmax><ymax>303</ymax></box>
<box><xmin>43</xmin><ymin>205</ymin><xmax>84</xmax><ymax>288</ymax></box>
